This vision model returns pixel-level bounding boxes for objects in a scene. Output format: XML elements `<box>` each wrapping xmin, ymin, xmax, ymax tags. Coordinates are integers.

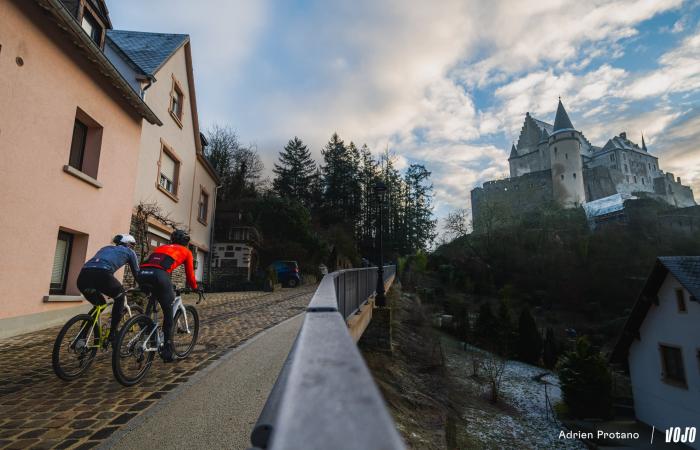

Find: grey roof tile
<box><xmin>658</xmin><ymin>256</ymin><xmax>700</xmax><ymax>300</ymax></box>
<box><xmin>106</xmin><ymin>30</ymin><xmax>188</xmax><ymax>77</ymax></box>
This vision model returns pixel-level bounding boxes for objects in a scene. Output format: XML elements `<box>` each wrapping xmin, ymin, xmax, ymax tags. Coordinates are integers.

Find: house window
<box><xmin>50</xmin><ymin>231</ymin><xmax>73</xmax><ymax>295</ymax></box>
<box><xmin>660</xmin><ymin>344</ymin><xmax>687</xmax><ymax>387</ymax></box>
<box><xmin>198</xmin><ymin>188</ymin><xmax>209</xmax><ymax>224</ymax></box>
<box><xmin>80</xmin><ymin>11</ymin><xmax>102</xmax><ymax>46</ymax></box>
<box><xmin>158</xmin><ymin>143</ymin><xmax>180</xmax><ymax>198</ymax></box>
<box><xmin>68</xmin><ymin>109</ymin><xmax>103</xmax><ymax>179</ymax></box>
<box><xmin>676</xmin><ymin>289</ymin><xmax>687</xmax><ymax>313</ymax></box>
<box><xmin>169</xmin><ymin>77</ymin><xmax>185</xmax><ymax>126</ymax></box>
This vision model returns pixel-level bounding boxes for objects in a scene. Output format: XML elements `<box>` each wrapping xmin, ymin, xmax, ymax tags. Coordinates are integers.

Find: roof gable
<box><xmin>106</xmin><ymin>30</ymin><xmax>189</xmax><ymax>77</ymax></box>
<box><xmin>611</xmin><ymin>256</ymin><xmax>700</xmax><ymax>363</ymax></box>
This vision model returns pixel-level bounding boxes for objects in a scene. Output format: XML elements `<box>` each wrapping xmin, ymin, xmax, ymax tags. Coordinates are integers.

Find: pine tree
<box><xmin>496</xmin><ymin>300</ymin><xmax>515</xmax><ymax>356</ymax></box>
<box><xmin>272</xmin><ymin>136</ymin><xmax>317</xmax><ymax>206</ymax></box>
<box><xmin>321</xmin><ymin>133</ymin><xmax>361</xmax><ymax>230</ymax></box>
<box><xmin>516</xmin><ymin>307</ymin><xmax>543</xmax><ymax>364</ymax></box>
<box><xmin>542</xmin><ymin>327</ymin><xmax>559</xmax><ymax>369</ymax></box>
<box><xmin>474</xmin><ymin>302</ymin><xmax>497</xmax><ymax>346</ymax></box>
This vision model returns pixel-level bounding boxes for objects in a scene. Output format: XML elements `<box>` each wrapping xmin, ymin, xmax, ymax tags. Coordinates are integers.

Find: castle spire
<box><xmin>641</xmin><ymin>133</ymin><xmax>647</xmax><ymax>151</ymax></box>
<box><xmin>509</xmin><ymin>143</ymin><xmax>517</xmax><ymax>159</ymax></box>
<box><xmin>553</xmin><ymin>98</ymin><xmax>574</xmax><ymax>131</ymax></box>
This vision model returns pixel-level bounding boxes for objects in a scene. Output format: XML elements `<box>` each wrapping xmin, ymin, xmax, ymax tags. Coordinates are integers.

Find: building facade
<box><xmin>105</xmin><ymin>29</ymin><xmax>220</xmax><ymax>286</ymax></box>
<box><xmin>612</xmin><ymin>257</ymin><xmax>700</xmax><ymax>448</ymax></box>
<box><xmin>471</xmin><ymin>100</ymin><xmax>696</xmax><ymax>231</ymax></box>
<box><xmin>0</xmin><ymin>0</ymin><xmax>160</xmax><ymax>337</ymax></box>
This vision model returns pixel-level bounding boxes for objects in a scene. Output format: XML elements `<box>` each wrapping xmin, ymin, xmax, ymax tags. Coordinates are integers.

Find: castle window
<box><xmin>610</xmin><ymin>154</ymin><xmax>615</xmax><ymax>162</ymax></box>
<box><xmin>565</xmin><ymin>153</ymin><xmax>568</xmax><ymax>160</ymax></box>
<box><xmin>573</xmin><ymin>173</ymin><xmax>577</xmax><ymax>179</ymax></box>
<box><xmin>634</xmin><ymin>176</ymin><xmax>637</xmax><ymax>183</ymax></box>
<box><xmin>561</xmin><ymin>174</ymin><xmax>564</xmax><ymax>180</ymax></box>
<box><xmin>626</xmin><ymin>175</ymin><xmax>630</xmax><ymax>182</ymax></box>
<box><xmin>642</xmin><ymin>178</ymin><xmax>645</xmax><ymax>185</ymax></box>
<box><xmin>624</xmin><ymin>164</ymin><xmax>628</xmax><ymax>172</ymax></box>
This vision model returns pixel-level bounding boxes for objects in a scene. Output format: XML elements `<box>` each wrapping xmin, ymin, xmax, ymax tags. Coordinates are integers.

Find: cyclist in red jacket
<box><xmin>138</xmin><ymin>229</ymin><xmax>198</xmax><ymax>362</ymax></box>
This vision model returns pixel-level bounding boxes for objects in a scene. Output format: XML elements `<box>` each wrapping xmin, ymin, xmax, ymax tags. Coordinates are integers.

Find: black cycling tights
<box><xmin>137</xmin><ymin>268</ymin><xmax>176</xmax><ymax>344</ymax></box>
<box><xmin>77</xmin><ymin>268</ymin><xmax>126</xmax><ymax>340</ymax></box>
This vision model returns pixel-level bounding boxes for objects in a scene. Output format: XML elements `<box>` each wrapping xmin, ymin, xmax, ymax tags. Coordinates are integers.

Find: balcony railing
<box><xmin>250</xmin><ymin>266</ymin><xmax>404</xmax><ymax>450</ymax></box>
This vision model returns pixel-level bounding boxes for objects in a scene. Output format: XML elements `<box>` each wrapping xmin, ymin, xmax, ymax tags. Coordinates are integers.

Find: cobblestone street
<box><xmin>0</xmin><ymin>285</ymin><xmax>316</xmax><ymax>450</ymax></box>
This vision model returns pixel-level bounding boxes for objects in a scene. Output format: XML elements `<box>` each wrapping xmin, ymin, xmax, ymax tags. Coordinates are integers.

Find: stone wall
<box><xmin>471</xmin><ymin>169</ymin><xmax>553</xmax><ymax>233</ymax></box>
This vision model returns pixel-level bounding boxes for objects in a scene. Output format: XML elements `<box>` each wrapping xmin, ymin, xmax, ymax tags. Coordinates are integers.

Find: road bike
<box><xmin>112</xmin><ymin>287</ymin><xmax>204</xmax><ymax>386</ymax></box>
<box><xmin>52</xmin><ymin>289</ymin><xmax>143</xmax><ymax>381</ymax></box>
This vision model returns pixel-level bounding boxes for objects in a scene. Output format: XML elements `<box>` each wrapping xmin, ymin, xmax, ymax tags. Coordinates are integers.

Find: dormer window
<box><xmin>81</xmin><ymin>11</ymin><xmax>102</xmax><ymax>46</ymax></box>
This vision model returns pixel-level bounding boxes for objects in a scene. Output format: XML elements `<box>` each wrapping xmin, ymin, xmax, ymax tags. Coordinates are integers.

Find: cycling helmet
<box><xmin>112</xmin><ymin>234</ymin><xmax>136</xmax><ymax>247</ymax></box>
<box><xmin>170</xmin><ymin>229</ymin><xmax>190</xmax><ymax>246</ymax></box>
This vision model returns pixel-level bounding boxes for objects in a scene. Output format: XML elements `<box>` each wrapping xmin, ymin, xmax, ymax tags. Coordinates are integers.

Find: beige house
<box><xmin>0</xmin><ymin>0</ymin><xmax>161</xmax><ymax>338</ymax></box>
<box><xmin>105</xmin><ymin>30</ymin><xmax>220</xmax><ymax>285</ymax></box>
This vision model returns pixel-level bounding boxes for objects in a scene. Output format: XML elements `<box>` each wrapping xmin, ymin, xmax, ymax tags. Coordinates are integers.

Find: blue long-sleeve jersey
<box><xmin>83</xmin><ymin>245</ymin><xmax>139</xmax><ymax>276</ymax></box>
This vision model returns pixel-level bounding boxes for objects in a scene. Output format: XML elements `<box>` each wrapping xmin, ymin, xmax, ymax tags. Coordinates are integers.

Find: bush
<box><xmin>557</xmin><ymin>337</ymin><xmax>613</xmax><ymax>419</ymax></box>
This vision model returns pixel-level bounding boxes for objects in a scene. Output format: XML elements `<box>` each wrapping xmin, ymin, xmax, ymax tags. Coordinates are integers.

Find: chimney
<box><xmin>619</xmin><ymin>132</ymin><xmax>627</xmax><ymax>140</ymax></box>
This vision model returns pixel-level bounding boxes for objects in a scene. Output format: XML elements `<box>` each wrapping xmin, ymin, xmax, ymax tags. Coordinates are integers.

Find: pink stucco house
<box><xmin>0</xmin><ymin>0</ymin><xmax>161</xmax><ymax>337</ymax></box>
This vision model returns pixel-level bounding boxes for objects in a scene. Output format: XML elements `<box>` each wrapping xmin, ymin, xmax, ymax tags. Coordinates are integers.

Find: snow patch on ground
<box><xmin>445</xmin><ymin>341</ymin><xmax>586</xmax><ymax>449</ymax></box>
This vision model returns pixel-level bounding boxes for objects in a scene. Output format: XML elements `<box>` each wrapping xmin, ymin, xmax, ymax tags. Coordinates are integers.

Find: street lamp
<box><xmin>374</xmin><ymin>181</ymin><xmax>387</xmax><ymax>307</ymax></box>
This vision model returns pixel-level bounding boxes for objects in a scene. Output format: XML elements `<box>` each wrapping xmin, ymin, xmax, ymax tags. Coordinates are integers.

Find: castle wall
<box><xmin>471</xmin><ymin>170</ymin><xmax>553</xmax><ymax>232</ymax></box>
<box><xmin>654</xmin><ymin>173</ymin><xmax>696</xmax><ymax>208</ymax></box>
<box><xmin>583</xmin><ymin>166</ymin><xmax>620</xmax><ymax>201</ymax></box>
<box><xmin>509</xmin><ymin>150</ymin><xmax>544</xmax><ymax>177</ymax></box>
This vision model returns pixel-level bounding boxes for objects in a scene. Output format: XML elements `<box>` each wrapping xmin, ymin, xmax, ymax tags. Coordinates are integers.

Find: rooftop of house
<box><xmin>106</xmin><ymin>30</ymin><xmax>189</xmax><ymax>78</ymax></box>
<box><xmin>611</xmin><ymin>256</ymin><xmax>700</xmax><ymax>364</ymax></box>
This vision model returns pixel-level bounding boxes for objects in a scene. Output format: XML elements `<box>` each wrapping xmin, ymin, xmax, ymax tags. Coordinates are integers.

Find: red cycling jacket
<box><xmin>141</xmin><ymin>244</ymin><xmax>198</xmax><ymax>289</ymax></box>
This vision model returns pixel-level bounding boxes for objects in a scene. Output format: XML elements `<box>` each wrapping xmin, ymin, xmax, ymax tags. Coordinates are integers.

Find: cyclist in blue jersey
<box><xmin>77</xmin><ymin>234</ymin><xmax>140</xmax><ymax>347</ymax></box>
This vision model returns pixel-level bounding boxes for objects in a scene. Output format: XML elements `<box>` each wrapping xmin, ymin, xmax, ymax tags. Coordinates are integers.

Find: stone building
<box><xmin>471</xmin><ymin>100</ymin><xmax>696</xmax><ymax>231</ymax></box>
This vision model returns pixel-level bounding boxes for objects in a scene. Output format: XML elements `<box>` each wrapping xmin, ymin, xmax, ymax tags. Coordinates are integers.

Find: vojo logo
<box><xmin>664</xmin><ymin>427</ymin><xmax>696</xmax><ymax>444</ymax></box>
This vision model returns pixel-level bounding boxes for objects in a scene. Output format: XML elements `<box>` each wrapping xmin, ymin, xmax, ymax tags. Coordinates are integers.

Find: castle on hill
<box><xmin>470</xmin><ymin>99</ymin><xmax>696</xmax><ymax>230</ymax></box>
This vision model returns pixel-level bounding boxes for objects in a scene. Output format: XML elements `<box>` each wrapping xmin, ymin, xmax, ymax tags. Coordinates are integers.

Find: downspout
<box><xmin>207</xmin><ymin>184</ymin><xmax>222</xmax><ymax>288</ymax></box>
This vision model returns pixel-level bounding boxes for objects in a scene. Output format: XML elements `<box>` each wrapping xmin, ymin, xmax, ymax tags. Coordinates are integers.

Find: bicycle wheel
<box><xmin>172</xmin><ymin>305</ymin><xmax>199</xmax><ymax>358</ymax></box>
<box><xmin>52</xmin><ymin>314</ymin><xmax>98</xmax><ymax>381</ymax></box>
<box><xmin>112</xmin><ymin>314</ymin><xmax>155</xmax><ymax>386</ymax></box>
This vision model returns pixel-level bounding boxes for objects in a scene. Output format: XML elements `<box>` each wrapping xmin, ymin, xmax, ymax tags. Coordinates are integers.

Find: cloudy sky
<box><xmin>110</xmin><ymin>0</ymin><xmax>700</xmax><ymax>225</ymax></box>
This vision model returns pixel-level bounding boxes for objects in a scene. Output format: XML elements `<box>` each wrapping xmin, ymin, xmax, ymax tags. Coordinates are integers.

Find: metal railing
<box><xmin>250</xmin><ymin>266</ymin><xmax>404</xmax><ymax>450</ymax></box>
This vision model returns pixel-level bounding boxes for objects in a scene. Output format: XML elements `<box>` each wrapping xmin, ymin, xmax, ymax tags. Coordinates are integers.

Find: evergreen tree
<box><xmin>557</xmin><ymin>337</ymin><xmax>613</xmax><ymax>419</ymax></box>
<box><xmin>516</xmin><ymin>307</ymin><xmax>543</xmax><ymax>364</ymax></box>
<box><xmin>404</xmin><ymin>164</ymin><xmax>437</xmax><ymax>253</ymax></box>
<box><xmin>474</xmin><ymin>303</ymin><xmax>497</xmax><ymax>346</ymax></box>
<box><xmin>321</xmin><ymin>133</ymin><xmax>361</xmax><ymax>230</ymax></box>
<box><xmin>496</xmin><ymin>300</ymin><xmax>515</xmax><ymax>356</ymax></box>
<box><xmin>542</xmin><ymin>327</ymin><xmax>559</xmax><ymax>369</ymax></box>
<box><xmin>272</xmin><ymin>137</ymin><xmax>317</xmax><ymax>206</ymax></box>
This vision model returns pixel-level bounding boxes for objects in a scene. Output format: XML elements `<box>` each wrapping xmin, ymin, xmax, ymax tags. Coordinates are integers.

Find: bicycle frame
<box><xmin>69</xmin><ymin>298</ymin><xmax>137</xmax><ymax>349</ymax></box>
<box><xmin>134</xmin><ymin>292</ymin><xmax>191</xmax><ymax>353</ymax></box>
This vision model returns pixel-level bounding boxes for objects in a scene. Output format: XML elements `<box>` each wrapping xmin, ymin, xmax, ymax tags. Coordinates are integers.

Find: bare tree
<box><xmin>444</xmin><ymin>208</ymin><xmax>471</xmax><ymax>240</ymax></box>
<box><xmin>482</xmin><ymin>351</ymin><xmax>507</xmax><ymax>403</ymax></box>
<box><xmin>132</xmin><ymin>202</ymin><xmax>183</xmax><ymax>261</ymax></box>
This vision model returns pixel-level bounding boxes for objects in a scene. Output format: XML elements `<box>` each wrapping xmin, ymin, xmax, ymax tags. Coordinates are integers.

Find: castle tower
<box><xmin>548</xmin><ymin>99</ymin><xmax>586</xmax><ymax>207</ymax></box>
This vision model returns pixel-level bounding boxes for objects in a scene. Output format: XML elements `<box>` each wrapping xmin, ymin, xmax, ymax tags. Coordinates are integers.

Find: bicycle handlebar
<box><xmin>174</xmin><ymin>287</ymin><xmax>206</xmax><ymax>304</ymax></box>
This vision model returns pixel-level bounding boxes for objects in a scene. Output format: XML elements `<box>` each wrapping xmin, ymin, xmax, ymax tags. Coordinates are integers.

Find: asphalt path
<box><xmin>103</xmin><ymin>313</ymin><xmax>304</xmax><ymax>450</ymax></box>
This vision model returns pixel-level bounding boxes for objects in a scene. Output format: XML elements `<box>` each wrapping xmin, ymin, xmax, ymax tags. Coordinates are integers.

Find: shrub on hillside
<box><xmin>557</xmin><ymin>337</ymin><xmax>613</xmax><ymax>419</ymax></box>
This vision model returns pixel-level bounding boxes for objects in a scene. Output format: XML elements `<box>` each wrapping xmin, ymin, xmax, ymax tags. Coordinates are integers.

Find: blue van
<box><xmin>271</xmin><ymin>260</ymin><xmax>302</xmax><ymax>287</ymax></box>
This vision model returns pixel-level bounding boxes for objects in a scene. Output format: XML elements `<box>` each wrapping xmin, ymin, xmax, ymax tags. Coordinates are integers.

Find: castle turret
<box><xmin>548</xmin><ymin>99</ymin><xmax>586</xmax><ymax>207</ymax></box>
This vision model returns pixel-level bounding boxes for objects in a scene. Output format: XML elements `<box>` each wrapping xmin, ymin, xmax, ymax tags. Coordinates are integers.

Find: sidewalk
<box><xmin>104</xmin><ymin>313</ymin><xmax>304</xmax><ymax>450</ymax></box>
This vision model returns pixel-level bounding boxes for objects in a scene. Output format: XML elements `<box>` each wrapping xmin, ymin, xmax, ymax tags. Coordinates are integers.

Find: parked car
<box><xmin>271</xmin><ymin>260</ymin><xmax>302</xmax><ymax>287</ymax></box>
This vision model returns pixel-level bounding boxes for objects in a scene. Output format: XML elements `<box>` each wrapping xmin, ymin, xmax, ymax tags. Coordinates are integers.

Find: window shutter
<box><xmin>51</xmin><ymin>238</ymin><xmax>69</xmax><ymax>284</ymax></box>
<box><xmin>161</xmin><ymin>153</ymin><xmax>176</xmax><ymax>180</ymax></box>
